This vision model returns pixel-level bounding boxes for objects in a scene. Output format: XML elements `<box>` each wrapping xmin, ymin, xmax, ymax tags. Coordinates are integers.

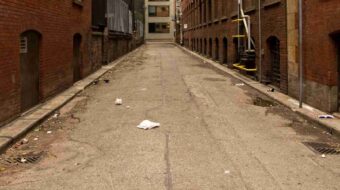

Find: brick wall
<box><xmin>181</xmin><ymin>0</ymin><xmax>288</xmax><ymax>93</ymax></box>
<box><xmin>0</xmin><ymin>0</ymin><xmax>92</xmax><ymax>124</ymax></box>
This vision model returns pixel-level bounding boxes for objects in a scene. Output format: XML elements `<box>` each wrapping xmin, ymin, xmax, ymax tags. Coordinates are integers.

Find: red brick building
<box><xmin>180</xmin><ymin>0</ymin><xmax>340</xmax><ymax>113</ymax></box>
<box><xmin>0</xmin><ymin>0</ymin><xmax>92</xmax><ymax>125</ymax></box>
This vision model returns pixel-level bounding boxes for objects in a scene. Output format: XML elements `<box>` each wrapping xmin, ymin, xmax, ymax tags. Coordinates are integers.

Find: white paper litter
<box><xmin>235</xmin><ymin>83</ymin><xmax>245</xmax><ymax>86</ymax></box>
<box><xmin>318</xmin><ymin>115</ymin><xmax>334</xmax><ymax>119</ymax></box>
<box><xmin>115</xmin><ymin>98</ymin><xmax>123</xmax><ymax>105</ymax></box>
<box><xmin>137</xmin><ymin>120</ymin><xmax>160</xmax><ymax>130</ymax></box>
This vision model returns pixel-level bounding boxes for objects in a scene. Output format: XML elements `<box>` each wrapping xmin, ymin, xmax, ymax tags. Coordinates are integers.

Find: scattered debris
<box><xmin>224</xmin><ymin>170</ymin><xmax>230</xmax><ymax>174</ymax></box>
<box><xmin>267</xmin><ymin>88</ymin><xmax>275</xmax><ymax>92</ymax></box>
<box><xmin>20</xmin><ymin>138</ymin><xmax>29</xmax><ymax>145</ymax></box>
<box><xmin>34</xmin><ymin>128</ymin><xmax>41</xmax><ymax>132</ymax></box>
<box><xmin>93</xmin><ymin>79</ymin><xmax>99</xmax><ymax>85</ymax></box>
<box><xmin>33</xmin><ymin>137</ymin><xmax>39</xmax><ymax>141</ymax></box>
<box><xmin>47</xmin><ymin>131</ymin><xmax>52</xmax><ymax>134</ymax></box>
<box><xmin>52</xmin><ymin>112</ymin><xmax>60</xmax><ymax>119</ymax></box>
<box><xmin>318</xmin><ymin>115</ymin><xmax>335</xmax><ymax>119</ymax></box>
<box><xmin>115</xmin><ymin>98</ymin><xmax>123</xmax><ymax>105</ymax></box>
<box><xmin>20</xmin><ymin>158</ymin><xmax>27</xmax><ymax>163</ymax></box>
<box><xmin>137</xmin><ymin>120</ymin><xmax>160</xmax><ymax>130</ymax></box>
<box><xmin>321</xmin><ymin>154</ymin><xmax>326</xmax><ymax>158</ymax></box>
<box><xmin>126</xmin><ymin>106</ymin><xmax>131</xmax><ymax>109</ymax></box>
<box><xmin>235</xmin><ymin>83</ymin><xmax>245</xmax><ymax>87</ymax></box>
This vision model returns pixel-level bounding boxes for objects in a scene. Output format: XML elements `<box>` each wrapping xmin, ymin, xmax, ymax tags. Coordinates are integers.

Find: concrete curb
<box><xmin>0</xmin><ymin>46</ymin><xmax>142</xmax><ymax>153</ymax></box>
<box><xmin>176</xmin><ymin>44</ymin><xmax>340</xmax><ymax>138</ymax></box>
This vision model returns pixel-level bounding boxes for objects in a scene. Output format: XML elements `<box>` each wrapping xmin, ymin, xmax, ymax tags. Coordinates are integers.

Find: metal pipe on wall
<box><xmin>298</xmin><ymin>0</ymin><xmax>303</xmax><ymax>108</ymax></box>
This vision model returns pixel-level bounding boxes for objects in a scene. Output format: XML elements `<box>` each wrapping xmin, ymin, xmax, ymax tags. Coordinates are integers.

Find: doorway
<box><xmin>223</xmin><ymin>37</ymin><xmax>228</xmax><ymax>64</ymax></box>
<box><xmin>267</xmin><ymin>36</ymin><xmax>281</xmax><ymax>87</ymax></box>
<box><xmin>334</xmin><ymin>34</ymin><xmax>340</xmax><ymax>111</ymax></box>
<box><xmin>215</xmin><ymin>38</ymin><xmax>219</xmax><ymax>61</ymax></box>
<box><xmin>73</xmin><ymin>34</ymin><xmax>82</xmax><ymax>83</ymax></box>
<box><xmin>20</xmin><ymin>31</ymin><xmax>40</xmax><ymax>112</ymax></box>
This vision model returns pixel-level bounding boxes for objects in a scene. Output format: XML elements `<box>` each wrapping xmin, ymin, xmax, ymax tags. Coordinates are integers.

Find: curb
<box><xmin>0</xmin><ymin>45</ymin><xmax>142</xmax><ymax>153</ymax></box>
<box><xmin>176</xmin><ymin>44</ymin><xmax>340</xmax><ymax>138</ymax></box>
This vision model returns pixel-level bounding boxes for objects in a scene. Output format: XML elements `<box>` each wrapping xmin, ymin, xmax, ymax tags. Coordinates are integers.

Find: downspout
<box><xmin>258</xmin><ymin>0</ymin><xmax>262</xmax><ymax>82</ymax></box>
<box><xmin>298</xmin><ymin>0</ymin><xmax>303</xmax><ymax>108</ymax></box>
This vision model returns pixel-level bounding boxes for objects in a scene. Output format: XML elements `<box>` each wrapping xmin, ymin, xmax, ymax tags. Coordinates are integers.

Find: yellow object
<box><xmin>233</xmin><ymin>63</ymin><xmax>257</xmax><ymax>72</ymax></box>
<box><xmin>232</xmin><ymin>35</ymin><xmax>246</xmax><ymax>38</ymax></box>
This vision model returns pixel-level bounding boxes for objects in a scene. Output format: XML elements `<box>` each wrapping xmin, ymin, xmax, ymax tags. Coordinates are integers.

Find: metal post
<box><xmin>298</xmin><ymin>0</ymin><xmax>303</xmax><ymax>108</ymax></box>
<box><xmin>258</xmin><ymin>0</ymin><xmax>262</xmax><ymax>82</ymax></box>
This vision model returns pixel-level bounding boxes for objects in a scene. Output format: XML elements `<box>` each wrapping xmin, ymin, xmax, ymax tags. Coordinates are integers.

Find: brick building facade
<box><xmin>0</xmin><ymin>0</ymin><xmax>92</xmax><ymax>125</ymax></box>
<box><xmin>0</xmin><ymin>0</ymin><xmax>144</xmax><ymax>126</ymax></box>
<box><xmin>180</xmin><ymin>0</ymin><xmax>340</xmax><ymax>113</ymax></box>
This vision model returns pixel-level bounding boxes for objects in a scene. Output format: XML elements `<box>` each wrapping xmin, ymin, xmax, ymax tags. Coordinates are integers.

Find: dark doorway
<box><xmin>204</xmin><ymin>39</ymin><xmax>207</xmax><ymax>55</ymax></box>
<box><xmin>233</xmin><ymin>38</ymin><xmax>239</xmax><ymax>63</ymax></box>
<box><xmin>333</xmin><ymin>34</ymin><xmax>340</xmax><ymax>111</ymax></box>
<box><xmin>200</xmin><ymin>39</ymin><xmax>203</xmax><ymax>54</ymax></box>
<box><xmin>73</xmin><ymin>34</ymin><xmax>82</xmax><ymax>83</ymax></box>
<box><xmin>209</xmin><ymin>38</ymin><xmax>212</xmax><ymax>57</ymax></box>
<box><xmin>267</xmin><ymin>37</ymin><xmax>281</xmax><ymax>87</ymax></box>
<box><xmin>223</xmin><ymin>37</ymin><xmax>228</xmax><ymax>64</ymax></box>
<box><xmin>20</xmin><ymin>31</ymin><xmax>40</xmax><ymax>112</ymax></box>
<box><xmin>215</xmin><ymin>38</ymin><xmax>219</xmax><ymax>61</ymax></box>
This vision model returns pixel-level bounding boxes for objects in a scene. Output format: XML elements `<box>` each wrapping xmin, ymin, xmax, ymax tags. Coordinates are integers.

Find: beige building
<box><xmin>144</xmin><ymin>0</ymin><xmax>175</xmax><ymax>41</ymax></box>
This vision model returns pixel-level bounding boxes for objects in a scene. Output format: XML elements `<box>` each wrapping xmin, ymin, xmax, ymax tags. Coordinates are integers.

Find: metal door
<box><xmin>73</xmin><ymin>34</ymin><xmax>82</xmax><ymax>82</ymax></box>
<box><xmin>20</xmin><ymin>31</ymin><xmax>40</xmax><ymax>112</ymax></box>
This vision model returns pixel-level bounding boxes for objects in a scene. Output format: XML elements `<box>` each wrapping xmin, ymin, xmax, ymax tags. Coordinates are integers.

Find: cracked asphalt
<box><xmin>0</xmin><ymin>43</ymin><xmax>340</xmax><ymax>189</ymax></box>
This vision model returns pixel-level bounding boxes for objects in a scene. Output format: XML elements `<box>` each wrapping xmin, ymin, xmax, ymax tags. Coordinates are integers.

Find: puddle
<box><xmin>253</xmin><ymin>97</ymin><xmax>277</xmax><ymax>107</ymax></box>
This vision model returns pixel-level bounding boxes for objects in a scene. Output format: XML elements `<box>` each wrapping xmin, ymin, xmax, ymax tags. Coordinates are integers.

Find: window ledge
<box><xmin>220</xmin><ymin>16</ymin><xmax>228</xmax><ymax>22</ymax></box>
<box><xmin>263</xmin><ymin>0</ymin><xmax>281</xmax><ymax>8</ymax></box>
<box><xmin>244</xmin><ymin>6</ymin><xmax>256</xmax><ymax>13</ymax></box>
<box><xmin>73</xmin><ymin>0</ymin><xmax>84</xmax><ymax>7</ymax></box>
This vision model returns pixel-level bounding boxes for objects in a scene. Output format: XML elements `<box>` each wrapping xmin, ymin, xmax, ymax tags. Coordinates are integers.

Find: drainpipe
<box><xmin>298</xmin><ymin>0</ymin><xmax>303</xmax><ymax>108</ymax></box>
<box><xmin>258</xmin><ymin>0</ymin><xmax>262</xmax><ymax>82</ymax></box>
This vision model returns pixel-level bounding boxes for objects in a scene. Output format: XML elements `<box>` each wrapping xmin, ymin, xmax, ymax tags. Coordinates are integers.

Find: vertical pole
<box><xmin>299</xmin><ymin>0</ymin><xmax>303</xmax><ymax>108</ymax></box>
<box><xmin>258</xmin><ymin>0</ymin><xmax>262</xmax><ymax>82</ymax></box>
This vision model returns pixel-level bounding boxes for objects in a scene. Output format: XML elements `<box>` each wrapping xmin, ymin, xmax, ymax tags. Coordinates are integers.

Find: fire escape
<box><xmin>232</xmin><ymin>0</ymin><xmax>257</xmax><ymax>73</ymax></box>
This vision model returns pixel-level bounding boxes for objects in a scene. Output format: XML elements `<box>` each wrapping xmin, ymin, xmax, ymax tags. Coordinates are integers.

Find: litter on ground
<box><xmin>115</xmin><ymin>98</ymin><xmax>123</xmax><ymax>105</ymax></box>
<box><xmin>47</xmin><ymin>131</ymin><xmax>52</xmax><ymax>134</ymax></box>
<box><xmin>267</xmin><ymin>88</ymin><xmax>275</xmax><ymax>92</ymax></box>
<box><xmin>318</xmin><ymin>115</ymin><xmax>334</xmax><ymax>119</ymax></box>
<box><xmin>137</xmin><ymin>120</ymin><xmax>160</xmax><ymax>130</ymax></box>
<box><xmin>235</xmin><ymin>83</ymin><xmax>245</xmax><ymax>87</ymax></box>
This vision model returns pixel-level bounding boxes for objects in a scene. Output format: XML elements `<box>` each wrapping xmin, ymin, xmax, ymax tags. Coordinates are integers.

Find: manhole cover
<box><xmin>0</xmin><ymin>152</ymin><xmax>43</xmax><ymax>166</ymax></box>
<box><xmin>303</xmin><ymin>142</ymin><xmax>340</xmax><ymax>155</ymax></box>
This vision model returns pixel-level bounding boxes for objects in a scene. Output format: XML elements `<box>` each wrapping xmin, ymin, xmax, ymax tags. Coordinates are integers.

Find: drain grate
<box><xmin>0</xmin><ymin>152</ymin><xmax>43</xmax><ymax>166</ymax></box>
<box><xmin>303</xmin><ymin>142</ymin><xmax>340</xmax><ymax>155</ymax></box>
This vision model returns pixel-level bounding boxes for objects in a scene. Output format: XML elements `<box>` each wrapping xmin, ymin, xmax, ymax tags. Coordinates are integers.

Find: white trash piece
<box><xmin>115</xmin><ymin>98</ymin><xmax>123</xmax><ymax>105</ymax></box>
<box><xmin>318</xmin><ymin>115</ymin><xmax>335</xmax><ymax>119</ymax></box>
<box><xmin>235</xmin><ymin>83</ymin><xmax>245</xmax><ymax>86</ymax></box>
<box><xmin>137</xmin><ymin>120</ymin><xmax>160</xmax><ymax>130</ymax></box>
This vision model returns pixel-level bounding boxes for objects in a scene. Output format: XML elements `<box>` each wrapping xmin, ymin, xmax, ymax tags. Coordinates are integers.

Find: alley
<box><xmin>0</xmin><ymin>43</ymin><xmax>340</xmax><ymax>189</ymax></box>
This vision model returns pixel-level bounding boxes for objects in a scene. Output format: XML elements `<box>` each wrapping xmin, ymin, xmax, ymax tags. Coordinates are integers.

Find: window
<box><xmin>148</xmin><ymin>6</ymin><xmax>170</xmax><ymax>17</ymax></box>
<box><xmin>149</xmin><ymin>23</ymin><xmax>170</xmax><ymax>33</ymax></box>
